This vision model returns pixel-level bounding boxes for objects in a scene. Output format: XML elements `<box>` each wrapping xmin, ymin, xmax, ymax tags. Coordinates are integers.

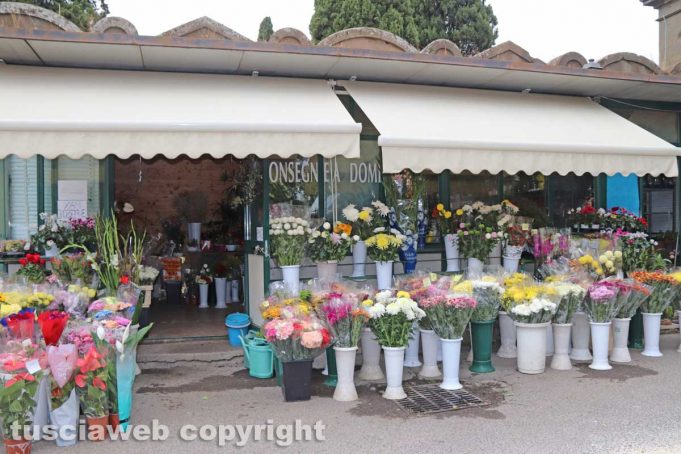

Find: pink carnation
<box><xmin>300</xmin><ymin>331</ymin><xmax>323</xmax><ymax>349</ymax></box>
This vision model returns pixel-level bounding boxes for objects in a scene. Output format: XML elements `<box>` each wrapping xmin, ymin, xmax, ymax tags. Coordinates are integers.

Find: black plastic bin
<box><xmin>165</xmin><ymin>280</ymin><xmax>183</xmax><ymax>305</ymax></box>
<box><xmin>281</xmin><ymin>359</ymin><xmax>313</xmax><ymax>402</ymax></box>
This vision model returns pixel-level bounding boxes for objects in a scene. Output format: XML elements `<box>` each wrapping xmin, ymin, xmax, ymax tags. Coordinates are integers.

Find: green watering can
<box><xmin>240</xmin><ymin>334</ymin><xmax>274</xmax><ymax>379</ymax></box>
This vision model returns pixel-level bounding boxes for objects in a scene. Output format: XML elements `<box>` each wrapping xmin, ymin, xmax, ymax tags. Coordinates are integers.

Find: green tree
<box><xmin>310</xmin><ymin>0</ymin><xmax>497</xmax><ymax>55</ymax></box>
<box><xmin>14</xmin><ymin>0</ymin><xmax>109</xmax><ymax>31</ymax></box>
<box><xmin>258</xmin><ymin>16</ymin><xmax>274</xmax><ymax>42</ymax></box>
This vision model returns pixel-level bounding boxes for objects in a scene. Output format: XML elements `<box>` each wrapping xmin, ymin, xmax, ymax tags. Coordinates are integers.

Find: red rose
<box><xmin>119</xmin><ymin>275</ymin><xmax>130</xmax><ymax>285</ymax></box>
<box><xmin>18</xmin><ymin>258</ymin><xmax>27</xmax><ymax>266</ymax></box>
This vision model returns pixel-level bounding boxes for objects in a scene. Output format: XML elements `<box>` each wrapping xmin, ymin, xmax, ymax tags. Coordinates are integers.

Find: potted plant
<box><xmin>75</xmin><ymin>345</ymin><xmax>109</xmax><ymax>441</ymax></box>
<box><xmin>509</xmin><ymin>293</ymin><xmax>557</xmax><ymax>374</ymax></box>
<box><xmin>420</xmin><ymin>293</ymin><xmax>477</xmax><ymax>390</ymax></box>
<box><xmin>195</xmin><ymin>264</ymin><xmax>213</xmax><ymax>309</ymax></box>
<box><xmin>364</xmin><ymin>229</ymin><xmax>405</xmax><ymax>290</ymax></box>
<box><xmin>173</xmin><ymin>191</ymin><xmax>208</xmax><ymax>252</ymax></box>
<box><xmin>547</xmin><ymin>282</ymin><xmax>585</xmax><ymax>370</ymax></box>
<box><xmin>316</xmin><ymin>292</ymin><xmax>370</xmax><ymax>401</ymax></box>
<box><xmin>342</xmin><ymin>204</ymin><xmax>377</xmax><ymax>277</ymax></box>
<box><xmin>263</xmin><ymin>305</ymin><xmax>331</xmax><ymax>402</ymax></box>
<box><xmin>470</xmin><ymin>279</ymin><xmax>503</xmax><ymax>373</ymax></box>
<box><xmin>269</xmin><ymin>217</ymin><xmax>310</xmax><ymax>295</ymax></box>
<box><xmin>366</xmin><ymin>290</ymin><xmax>425</xmax><ymax>399</ymax></box>
<box><xmin>16</xmin><ymin>253</ymin><xmax>47</xmax><ymax>285</ymax></box>
<box><xmin>308</xmin><ymin>221</ymin><xmax>352</xmax><ymax>282</ymax></box>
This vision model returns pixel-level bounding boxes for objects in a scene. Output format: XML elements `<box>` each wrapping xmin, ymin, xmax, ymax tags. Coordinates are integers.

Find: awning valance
<box><xmin>344</xmin><ymin>81</ymin><xmax>680</xmax><ymax>177</ymax></box>
<box><xmin>0</xmin><ymin>65</ymin><xmax>361</xmax><ymax>160</ymax></box>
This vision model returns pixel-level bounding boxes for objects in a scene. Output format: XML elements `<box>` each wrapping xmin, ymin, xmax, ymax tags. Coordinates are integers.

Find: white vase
<box><xmin>281</xmin><ymin>265</ymin><xmax>300</xmax><ymax>295</ymax></box>
<box><xmin>404</xmin><ymin>323</ymin><xmax>421</xmax><ymax>367</ymax></box>
<box><xmin>489</xmin><ymin>242</ymin><xmax>502</xmax><ymax>266</ymax></box>
<box><xmin>589</xmin><ymin>322</ymin><xmax>612</xmax><ymax>370</ymax></box>
<box><xmin>333</xmin><ymin>346</ymin><xmax>358</xmax><ymax>402</ymax></box>
<box><xmin>437</xmin><ymin>337</ymin><xmax>442</xmax><ymax>362</ymax></box>
<box><xmin>382</xmin><ymin>346</ymin><xmax>407</xmax><ymax>400</ymax></box>
<box><xmin>503</xmin><ymin>244</ymin><xmax>523</xmax><ymax>274</ymax></box>
<box><xmin>466</xmin><ymin>324</ymin><xmax>473</xmax><ymax>362</ymax></box>
<box><xmin>570</xmin><ymin>311</ymin><xmax>592</xmax><ymax>361</ymax></box>
<box><xmin>375</xmin><ymin>261</ymin><xmax>393</xmax><ymax>290</ymax></box>
<box><xmin>677</xmin><ymin>311</ymin><xmax>681</xmax><ymax>353</ymax></box>
<box><xmin>440</xmin><ymin>338</ymin><xmax>463</xmax><ymax>390</ymax></box>
<box><xmin>198</xmin><ymin>283</ymin><xmax>209</xmax><ymax>308</ymax></box>
<box><xmin>610</xmin><ymin>318</ymin><xmax>632</xmax><ymax>363</ymax></box>
<box><xmin>497</xmin><ymin>311</ymin><xmax>517</xmax><ymax>358</ymax></box>
<box><xmin>44</xmin><ymin>243</ymin><xmax>60</xmax><ymax>258</ymax></box>
<box><xmin>546</xmin><ymin>324</ymin><xmax>554</xmax><ymax>356</ymax></box>
<box><xmin>214</xmin><ymin>277</ymin><xmax>227</xmax><ymax>308</ymax></box>
<box><xmin>187</xmin><ymin>222</ymin><xmax>201</xmax><ymax>250</ymax></box>
<box><xmin>642</xmin><ymin>312</ymin><xmax>663</xmax><ymax>357</ymax></box>
<box><xmin>231</xmin><ymin>279</ymin><xmax>240</xmax><ymax>303</ymax></box>
<box><xmin>418</xmin><ymin>329</ymin><xmax>441</xmax><ymax>379</ymax></box>
<box><xmin>550</xmin><ymin>323</ymin><xmax>573</xmax><ymax>370</ymax></box>
<box><xmin>359</xmin><ymin>327</ymin><xmax>384</xmax><ymax>381</ymax></box>
<box><xmin>515</xmin><ymin>321</ymin><xmax>549</xmax><ymax>374</ymax></box>
<box><xmin>316</xmin><ymin>261</ymin><xmax>338</xmax><ymax>282</ymax></box>
<box><xmin>444</xmin><ymin>234</ymin><xmax>461</xmax><ymax>272</ymax></box>
<box><xmin>467</xmin><ymin>257</ymin><xmax>484</xmax><ymax>278</ymax></box>
<box><xmin>352</xmin><ymin>241</ymin><xmax>367</xmax><ymax>277</ymax></box>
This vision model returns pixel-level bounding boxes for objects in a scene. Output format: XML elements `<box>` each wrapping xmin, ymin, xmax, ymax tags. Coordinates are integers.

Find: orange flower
<box><xmin>334</xmin><ymin>222</ymin><xmax>352</xmax><ymax>236</ymax></box>
<box><xmin>92</xmin><ymin>377</ymin><xmax>106</xmax><ymax>391</ymax></box>
<box><xmin>5</xmin><ymin>372</ymin><xmax>34</xmax><ymax>388</ymax></box>
<box><xmin>77</xmin><ymin>347</ymin><xmax>103</xmax><ymax>374</ymax></box>
<box><xmin>75</xmin><ymin>374</ymin><xmax>86</xmax><ymax>388</ymax></box>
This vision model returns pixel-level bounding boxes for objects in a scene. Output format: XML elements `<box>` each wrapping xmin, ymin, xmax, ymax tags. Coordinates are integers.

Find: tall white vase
<box><xmin>610</xmin><ymin>317</ymin><xmax>632</xmax><ymax>363</ymax></box>
<box><xmin>546</xmin><ymin>324</ymin><xmax>554</xmax><ymax>356</ymax></box>
<box><xmin>187</xmin><ymin>222</ymin><xmax>201</xmax><ymax>251</ymax></box>
<box><xmin>641</xmin><ymin>312</ymin><xmax>663</xmax><ymax>357</ymax></box>
<box><xmin>352</xmin><ymin>241</ymin><xmax>367</xmax><ymax>277</ymax></box>
<box><xmin>359</xmin><ymin>327</ymin><xmax>384</xmax><ymax>381</ymax></box>
<box><xmin>440</xmin><ymin>338</ymin><xmax>463</xmax><ymax>390</ymax></box>
<box><xmin>489</xmin><ymin>242</ymin><xmax>502</xmax><ymax>266</ymax></box>
<box><xmin>503</xmin><ymin>245</ymin><xmax>523</xmax><ymax>274</ymax></box>
<box><xmin>404</xmin><ymin>324</ymin><xmax>422</xmax><ymax>367</ymax></box>
<box><xmin>444</xmin><ymin>234</ymin><xmax>461</xmax><ymax>272</ymax></box>
<box><xmin>418</xmin><ymin>329</ymin><xmax>441</xmax><ymax>378</ymax></box>
<box><xmin>281</xmin><ymin>265</ymin><xmax>300</xmax><ymax>296</ymax></box>
<box><xmin>333</xmin><ymin>347</ymin><xmax>358</xmax><ymax>402</ymax></box>
<box><xmin>570</xmin><ymin>311</ymin><xmax>592</xmax><ymax>361</ymax></box>
<box><xmin>375</xmin><ymin>261</ymin><xmax>393</xmax><ymax>290</ymax></box>
<box><xmin>214</xmin><ymin>277</ymin><xmax>227</xmax><ymax>308</ymax></box>
<box><xmin>589</xmin><ymin>322</ymin><xmax>612</xmax><ymax>370</ymax></box>
<box><xmin>231</xmin><ymin>279</ymin><xmax>240</xmax><ymax>303</ymax></box>
<box><xmin>437</xmin><ymin>337</ymin><xmax>442</xmax><ymax>362</ymax></box>
<box><xmin>198</xmin><ymin>283</ymin><xmax>209</xmax><ymax>308</ymax></box>
<box><xmin>497</xmin><ymin>311</ymin><xmax>517</xmax><ymax>358</ymax></box>
<box><xmin>515</xmin><ymin>321</ymin><xmax>548</xmax><ymax>374</ymax></box>
<box><xmin>467</xmin><ymin>258</ymin><xmax>484</xmax><ymax>278</ymax></box>
<box><xmin>382</xmin><ymin>346</ymin><xmax>407</xmax><ymax>400</ymax></box>
<box><xmin>677</xmin><ymin>311</ymin><xmax>681</xmax><ymax>353</ymax></box>
<box><xmin>550</xmin><ymin>323</ymin><xmax>572</xmax><ymax>370</ymax></box>
<box><xmin>316</xmin><ymin>261</ymin><xmax>338</xmax><ymax>282</ymax></box>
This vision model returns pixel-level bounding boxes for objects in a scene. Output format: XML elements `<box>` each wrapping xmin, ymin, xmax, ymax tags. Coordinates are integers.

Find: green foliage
<box><xmin>258</xmin><ymin>16</ymin><xmax>274</xmax><ymax>41</ymax></box>
<box><xmin>16</xmin><ymin>0</ymin><xmax>109</xmax><ymax>31</ymax></box>
<box><xmin>310</xmin><ymin>0</ymin><xmax>497</xmax><ymax>54</ymax></box>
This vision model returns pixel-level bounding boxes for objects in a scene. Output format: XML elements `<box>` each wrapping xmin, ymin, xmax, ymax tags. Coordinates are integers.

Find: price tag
<box><xmin>25</xmin><ymin>359</ymin><xmax>41</xmax><ymax>374</ymax></box>
<box><xmin>429</xmin><ymin>272</ymin><xmax>438</xmax><ymax>282</ymax></box>
<box><xmin>422</xmin><ymin>278</ymin><xmax>431</xmax><ymax>288</ymax></box>
<box><xmin>521</xmin><ymin>223</ymin><xmax>530</xmax><ymax>231</ymax></box>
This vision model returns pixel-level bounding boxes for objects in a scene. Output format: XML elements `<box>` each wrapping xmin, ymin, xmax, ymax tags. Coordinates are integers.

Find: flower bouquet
<box><xmin>29</xmin><ymin>213</ymin><xmax>69</xmax><ymax>254</ymax></box>
<box><xmin>195</xmin><ymin>264</ymin><xmax>213</xmax><ymax>308</ymax></box>
<box><xmin>37</xmin><ymin>311</ymin><xmax>69</xmax><ymax>346</ymax></box>
<box><xmin>308</xmin><ymin>222</ymin><xmax>352</xmax><ymax>281</ymax></box>
<box><xmin>270</xmin><ymin>217</ymin><xmax>310</xmax><ymax>294</ymax></box>
<box><xmin>549</xmin><ymin>282</ymin><xmax>585</xmax><ymax>324</ymax></box>
<box><xmin>342</xmin><ymin>204</ymin><xmax>377</xmax><ymax>277</ymax></box>
<box><xmin>434</xmin><ymin>203</ymin><xmax>463</xmax><ymax>272</ymax></box>
<box><xmin>366</xmin><ymin>290</ymin><xmax>425</xmax><ymax>399</ymax></box>
<box><xmin>608</xmin><ymin>279</ymin><xmax>652</xmax><ymax>363</ymax></box>
<box><xmin>16</xmin><ymin>253</ymin><xmax>47</xmax><ymax>285</ymax></box>
<box><xmin>75</xmin><ymin>344</ymin><xmax>109</xmax><ymax>441</ymax></box>
<box><xmin>5</xmin><ymin>310</ymin><xmax>36</xmax><ymax>341</ymax></box>
<box><xmin>420</xmin><ymin>294</ymin><xmax>476</xmax><ymax>389</ymax></box>
<box><xmin>47</xmin><ymin>343</ymin><xmax>79</xmax><ymax>447</ymax></box>
<box><xmin>469</xmin><ymin>278</ymin><xmax>503</xmax><ymax>373</ymax></box>
<box><xmin>631</xmin><ymin>271</ymin><xmax>678</xmax><ymax>357</ymax></box>
<box><xmin>50</xmin><ymin>253</ymin><xmax>95</xmax><ymax>286</ymax></box>
<box><xmin>364</xmin><ymin>229</ymin><xmax>405</xmax><ymax>290</ymax></box>
<box><xmin>583</xmin><ymin>282</ymin><xmax>619</xmax><ymax>323</ymax></box>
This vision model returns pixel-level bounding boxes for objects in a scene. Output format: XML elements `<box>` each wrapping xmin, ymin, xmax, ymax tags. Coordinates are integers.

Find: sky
<box><xmin>106</xmin><ymin>0</ymin><xmax>660</xmax><ymax>63</ymax></box>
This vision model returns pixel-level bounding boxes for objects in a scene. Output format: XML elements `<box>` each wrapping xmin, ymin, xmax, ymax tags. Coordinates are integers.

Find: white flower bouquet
<box><xmin>308</xmin><ymin>221</ymin><xmax>352</xmax><ymax>262</ymax></box>
<box><xmin>548</xmin><ymin>282</ymin><xmax>586</xmax><ymax>324</ymax></box>
<box><xmin>138</xmin><ymin>265</ymin><xmax>160</xmax><ymax>285</ymax></box>
<box><xmin>342</xmin><ymin>204</ymin><xmax>378</xmax><ymax>240</ymax></box>
<box><xmin>471</xmin><ymin>279</ymin><xmax>503</xmax><ymax>322</ymax></box>
<box><xmin>366</xmin><ymin>290</ymin><xmax>426</xmax><ymax>347</ymax></box>
<box><xmin>269</xmin><ymin>217</ymin><xmax>311</xmax><ymax>266</ymax></box>
<box><xmin>510</xmin><ymin>298</ymin><xmax>557</xmax><ymax>324</ymax></box>
<box><xmin>194</xmin><ymin>264</ymin><xmax>213</xmax><ymax>285</ymax></box>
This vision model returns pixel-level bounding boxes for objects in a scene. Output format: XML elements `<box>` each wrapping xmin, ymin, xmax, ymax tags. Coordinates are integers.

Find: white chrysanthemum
<box><xmin>385</xmin><ymin>302</ymin><xmax>400</xmax><ymax>315</ymax></box>
<box><xmin>342</xmin><ymin>204</ymin><xmax>359</xmax><ymax>222</ymax></box>
<box><xmin>312</xmin><ymin>230</ymin><xmax>320</xmax><ymax>238</ymax></box>
<box><xmin>368</xmin><ymin>303</ymin><xmax>385</xmax><ymax>318</ymax></box>
<box><xmin>375</xmin><ymin>290</ymin><xmax>393</xmax><ymax>304</ymax></box>
<box><xmin>341</xmin><ymin>233</ymin><xmax>348</xmax><ymax>240</ymax></box>
<box><xmin>323</xmin><ymin>222</ymin><xmax>331</xmax><ymax>230</ymax></box>
<box><xmin>353</xmin><ymin>235</ymin><xmax>360</xmax><ymax>242</ymax></box>
<box><xmin>284</xmin><ymin>223</ymin><xmax>291</xmax><ymax>230</ymax></box>
<box><xmin>512</xmin><ymin>304</ymin><xmax>531</xmax><ymax>317</ymax></box>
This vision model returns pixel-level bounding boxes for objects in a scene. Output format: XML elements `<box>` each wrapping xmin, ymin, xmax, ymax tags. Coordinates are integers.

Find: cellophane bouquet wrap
<box><xmin>611</xmin><ymin>279</ymin><xmax>652</xmax><ymax>319</ymax></box>
<box><xmin>269</xmin><ymin>217</ymin><xmax>311</xmax><ymax>266</ymax></box>
<box><xmin>315</xmin><ymin>288</ymin><xmax>369</xmax><ymax>348</ymax></box>
<box><xmin>583</xmin><ymin>282</ymin><xmax>620</xmax><ymax>323</ymax></box>
<box><xmin>396</xmin><ymin>272</ymin><xmax>450</xmax><ymax>330</ymax></box>
<box><xmin>631</xmin><ymin>271</ymin><xmax>678</xmax><ymax>314</ymax></box>
<box><xmin>419</xmin><ymin>293</ymin><xmax>477</xmax><ymax>339</ymax></box>
<box><xmin>471</xmin><ymin>278</ymin><xmax>503</xmax><ymax>322</ymax></box>
<box><xmin>547</xmin><ymin>281</ymin><xmax>586</xmax><ymax>324</ymax></box>
<box><xmin>365</xmin><ymin>290</ymin><xmax>425</xmax><ymax>347</ymax></box>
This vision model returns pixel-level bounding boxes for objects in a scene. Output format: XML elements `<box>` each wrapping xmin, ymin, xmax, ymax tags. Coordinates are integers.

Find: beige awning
<box><xmin>344</xmin><ymin>81</ymin><xmax>680</xmax><ymax>177</ymax></box>
<box><xmin>0</xmin><ymin>65</ymin><xmax>361</xmax><ymax>160</ymax></box>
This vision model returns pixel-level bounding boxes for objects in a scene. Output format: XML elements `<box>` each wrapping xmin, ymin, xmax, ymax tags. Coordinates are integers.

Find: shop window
<box><xmin>503</xmin><ymin>172</ymin><xmax>549</xmax><ymax>227</ymax></box>
<box><xmin>642</xmin><ymin>175</ymin><xmax>676</xmax><ymax>233</ymax></box>
<box><xmin>324</xmin><ymin>140</ymin><xmax>382</xmax><ymax>221</ymax></box>
<box><xmin>56</xmin><ymin>156</ymin><xmax>100</xmax><ymax>216</ymax></box>
<box><xmin>267</xmin><ymin>156</ymin><xmax>321</xmax><ymax>222</ymax></box>
<box><xmin>450</xmin><ymin>171</ymin><xmax>499</xmax><ymax>208</ymax></box>
<box><xmin>549</xmin><ymin>173</ymin><xmax>594</xmax><ymax>227</ymax></box>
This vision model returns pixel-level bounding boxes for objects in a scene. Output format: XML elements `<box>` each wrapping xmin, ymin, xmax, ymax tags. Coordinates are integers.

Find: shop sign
<box><xmin>268</xmin><ymin>160</ymin><xmax>381</xmax><ymax>185</ymax></box>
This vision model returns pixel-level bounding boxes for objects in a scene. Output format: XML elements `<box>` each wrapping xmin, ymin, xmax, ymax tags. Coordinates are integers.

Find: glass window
<box><xmin>503</xmin><ymin>172</ymin><xmax>549</xmax><ymax>227</ymax></box>
<box><xmin>383</xmin><ymin>170</ymin><xmax>438</xmax><ymax>236</ymax></box>
<box><xmin>642</xmin><ymin>176</ymin><xmax>676</xmax><ymax>233</ymax></box>
<box><xmin>56</xmin><ymin>156</ymin><xmax>100</xmax><ymax>216</ymax></box>
<box><xmin>450</xmin><ymin>171</ymin><xmax>499</xmax><ymax>208</ymax></box>
<box><xmin>549</xmin><ymin>174</ymin><xmax>594</xmax><ymax>227</ymax></box>
<box><xmin>324</xmin><ymin>140</ymin><xmax>382</xmax><ymax>221</ymax></box>
<box><xmin>267</xmin><ymin>156</ymin><xmax>321</xmax><ymax>222</ymax></box>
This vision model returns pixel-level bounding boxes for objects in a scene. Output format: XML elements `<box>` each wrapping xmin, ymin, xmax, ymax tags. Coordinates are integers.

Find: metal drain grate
<box><xmin>394</xmin><ymin>384</ymin><xmax>489</xmax><ymax>415</ymax></box>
